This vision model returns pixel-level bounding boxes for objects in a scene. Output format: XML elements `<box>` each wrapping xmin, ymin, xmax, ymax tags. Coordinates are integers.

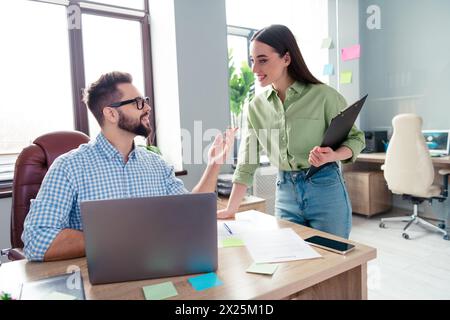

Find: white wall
<box><xmin>173</xmin><ymin>0</ymin><xmax>231</xmax><ymax>189</ymax></box>
<box><xmin>148</xmin><ymin>0</ymin><xmax>183</xmax><ymax>172</ymax></box>
<box><xmin>328</xmin><ymin>0</ymin><xmax>361</xmax><ymax>125</ymax></box>
<box><xmin>0</xmin><ymin>197</ymin><xmax>11</xmax><ymax>263</ymax></box>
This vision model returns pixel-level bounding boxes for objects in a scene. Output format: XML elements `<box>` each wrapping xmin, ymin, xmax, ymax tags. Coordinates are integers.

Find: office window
<box><xmin>86</xmin><ymin>0</ymin><xmax>144</xmax><ymax>10</ymax></box>
<box><xmin>0</xmin><ymin>0</ymin><xmax>74</xmax><ymax>155</ymax></box>
<box><xmin>0</xmin><ymin>0</ymin><xmax>157</xmax><ymax>182</ymax></box>
<box><xmin>226</xmin><ymin>26</ymin><xmax>256</xmax><ymax>129</ymax></box>
<box><xmin>226</xmin><ymin>0</ymin><xmax>329</xmax><ymax>85</ymax></box>
<box><xmin>82</xmin><ymin>14</ymin><xmax>146</xmax><ymax>143</ymax></box>
<box><xmin>227</xmin><ymin>34</ymin><xmax>251</xmax><ymax>72</ymax></box>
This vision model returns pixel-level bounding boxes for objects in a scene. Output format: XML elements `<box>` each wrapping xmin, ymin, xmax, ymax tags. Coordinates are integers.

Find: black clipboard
<box><xmin>305</xmin><ymin>94</ymin><xmax>368</xmax><ymax>179</ymax></box>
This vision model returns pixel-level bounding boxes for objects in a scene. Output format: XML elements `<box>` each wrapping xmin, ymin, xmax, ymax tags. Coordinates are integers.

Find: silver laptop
<box><xmin>80</xmin><ymin>193</ymin><xmax>218</xmax><ymax>285</ymax></box>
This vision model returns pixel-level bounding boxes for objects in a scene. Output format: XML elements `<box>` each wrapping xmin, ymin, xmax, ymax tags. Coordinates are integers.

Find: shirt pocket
<box><xmin>287</xmin><ymin>118</ymin><xmax>324</xmax><ymax>155</ymax></box>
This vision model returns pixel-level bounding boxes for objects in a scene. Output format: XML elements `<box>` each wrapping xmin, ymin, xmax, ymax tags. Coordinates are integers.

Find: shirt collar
<box><xmin>264</xmin><ymin>81</ymin><xmax>306</xmax><ymax>100</ymax></box>
<box><xmin>95</xmin><ymin>133</ymin><xmax>139</xmax><ymax>161</ymax></box>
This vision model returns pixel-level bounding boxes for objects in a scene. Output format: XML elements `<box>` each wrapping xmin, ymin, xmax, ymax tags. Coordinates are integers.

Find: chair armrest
<box><xmin>8</xmin><ymin>249</ymin><xmax>25</xmax><ymax>261</ymax></box>
<box><xmin>1</xmin><ymin>248</ymin><xmax>25</xmax><ymax>261</ymax></box>
<box><xmin>438</xmin><ymin>169</ymin><xmax>450</xmax><ymax>176</ymax></box>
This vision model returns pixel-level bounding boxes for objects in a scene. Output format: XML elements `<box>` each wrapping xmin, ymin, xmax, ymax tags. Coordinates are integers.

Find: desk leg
<box><xmin>287</xmin><ymin>263</ymin><xmax>368</xmax><ymax>300</ymax></box>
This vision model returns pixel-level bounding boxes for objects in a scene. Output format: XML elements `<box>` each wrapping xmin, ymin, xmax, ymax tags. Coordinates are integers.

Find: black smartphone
<box><xmin>304</xmin><ymin>235</ymin><xmax>355</xmax><ymax>255</ymax></box>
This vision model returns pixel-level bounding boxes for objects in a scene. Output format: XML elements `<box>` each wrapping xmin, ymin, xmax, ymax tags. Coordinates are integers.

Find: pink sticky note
<box><xmin>341</xmin><ymin>44</ymin><xmax>361</xmax><ymax>61</ymax></box>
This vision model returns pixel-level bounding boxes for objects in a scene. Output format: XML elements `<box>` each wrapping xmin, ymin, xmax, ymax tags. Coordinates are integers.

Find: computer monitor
<box><xmin>422</xmin><ymin>130</ymin><xmax>450</xmax><ymax>156</ymax></box>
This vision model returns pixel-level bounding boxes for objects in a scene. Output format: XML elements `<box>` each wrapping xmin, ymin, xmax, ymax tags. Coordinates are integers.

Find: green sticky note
<box><xmin>221</xmin><ymin>237</ymin><xmax>245</xmax><ymax>247</ymax></box>
<box><xmin>321</xmin><ymin>37</ymin><xmax>333</xmax><ymax>49</ymax></box>
<box><xmin>340</xmin><ymin>71</ymin><xmax>353</xmax><ymax>84</ymax></box>
<box><xmin>42</xmin><ymin>291</ymin><xmax>77</xmax><ymax>300</ymax></box>
<box><xmin>143</xmin><ymin>281</ymin><xmax>178</xmax><ymax>300</ymax></box>
<box><xmin>246</xmin><ymin>263</ymin><xmax>279</xmax><ymax>275</ymax></box>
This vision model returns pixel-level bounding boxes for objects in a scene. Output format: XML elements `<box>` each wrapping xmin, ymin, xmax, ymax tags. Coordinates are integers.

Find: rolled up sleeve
<box><xmin>22</xmin><ymin>158</ymin><xmax>77</xmax><ymax>261</ymax></box>
<box><xmin>232</xmin><ymin>113</ymin><xmax>261</xmax><ymax>187</ymax></box>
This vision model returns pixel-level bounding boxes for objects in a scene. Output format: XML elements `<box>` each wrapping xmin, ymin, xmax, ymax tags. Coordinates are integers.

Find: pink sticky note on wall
<box><xmin>341</xmin><ymin>44</ymin><xmax>361</xmax><ymax>61</ymax></box>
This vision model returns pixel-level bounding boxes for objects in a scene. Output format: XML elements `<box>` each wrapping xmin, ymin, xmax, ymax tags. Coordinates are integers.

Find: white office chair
<box><xmin>379</xmin><ymin>114</ymin><xmax>449</xmax><ymax>240</ymax></box>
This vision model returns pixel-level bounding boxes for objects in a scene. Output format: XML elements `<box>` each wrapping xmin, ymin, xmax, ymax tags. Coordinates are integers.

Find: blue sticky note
<box><xmin>323</xmin><ymin>64</ymin><xmax>334</xmax><ymax>76</ymax></box>
<box><xmin>188</xmin><ymin>272</ymin><xmax>223</xmax><ymax>291</ymax></box>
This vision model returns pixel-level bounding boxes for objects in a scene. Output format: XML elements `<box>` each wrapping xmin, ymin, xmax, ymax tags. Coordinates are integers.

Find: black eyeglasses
<box><xmin>109</xmin><ymin>96</ymin><xmax>150</xmax><ymax>110</ymax></box>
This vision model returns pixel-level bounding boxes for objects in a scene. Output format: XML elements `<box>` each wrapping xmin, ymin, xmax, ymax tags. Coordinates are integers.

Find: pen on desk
<box><xmin>223</xmin><ymin>223</ymin><xmax>233</xmax><ymax>235</ymax></box>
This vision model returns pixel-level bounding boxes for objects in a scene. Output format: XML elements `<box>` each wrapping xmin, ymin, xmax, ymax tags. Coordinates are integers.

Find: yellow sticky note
<box><xmin>246</xmin><ymin>263</ymin><xmax>279</xmax><ymax>275</ymax></box>
<box><xmin>221</xmin><ymin>237</ymin><xmax>245</xmax><ymax>248</ymax></box>
<box><xmin>340</xmin><ymin>71</ymin><xmax>353</xmax><ymax>84</ymax></box>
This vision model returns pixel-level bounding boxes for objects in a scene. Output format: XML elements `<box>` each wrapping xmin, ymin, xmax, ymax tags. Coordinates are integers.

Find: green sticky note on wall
<box><xmin>221</xmin><ymin>237</ymin><xmax>245</xmax><ymax>247</ymax></box>
<box><xmin>143</xmin><ymin>281</ymin><xmax>178</xmax><ymax>300</ymax></box>
<box><xmin>321</xmin><ymin>37</ymin><xmax>333</xmax><ymax>49</ymax></box>
<box><xmin>340</xmin><ymin>71</ymin><xmax>353</xmax><ymax>84</ymax></box>
<box><xmin>246</xmin><ymin>263</ymin><xmax>279</xmax><ymax>275</ymax></box>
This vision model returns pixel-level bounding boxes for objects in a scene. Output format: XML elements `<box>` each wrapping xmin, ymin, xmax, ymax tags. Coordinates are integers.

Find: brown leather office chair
<box><xmin>1</xmin><ymin>131</ymin><xmax>90</xmax><ymax>261</ymax></box>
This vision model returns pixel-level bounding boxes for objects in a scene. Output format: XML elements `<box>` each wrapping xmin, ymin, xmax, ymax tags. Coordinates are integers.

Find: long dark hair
<box><xmin>251</xmin><ymin>24</ymin><xmax>322</xmax><ymax>85</ymax></box>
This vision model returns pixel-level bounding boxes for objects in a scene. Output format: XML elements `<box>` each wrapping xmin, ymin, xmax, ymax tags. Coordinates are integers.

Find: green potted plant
<box><xmin>1</xmin><ymin>291</ymin><xmax>14</xmax><ymax>300</ymax></box>
<box><xmin>228</xmin><ymin>49</ymin><xmax>255</xmax><ymax>129</ymax></box>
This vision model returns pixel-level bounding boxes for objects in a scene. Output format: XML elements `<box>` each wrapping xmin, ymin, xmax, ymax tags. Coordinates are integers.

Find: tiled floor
<box><xmin>350</xmin><ymin>210</ymin><xmax>450</xmax><ymax>300</ymax></box>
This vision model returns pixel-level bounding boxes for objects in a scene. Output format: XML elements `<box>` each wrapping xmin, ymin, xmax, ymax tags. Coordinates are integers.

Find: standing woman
<box><xmin>218</xmin><ymin>25</ymin><xmax>365</xmax><ymax>239</ymax></box>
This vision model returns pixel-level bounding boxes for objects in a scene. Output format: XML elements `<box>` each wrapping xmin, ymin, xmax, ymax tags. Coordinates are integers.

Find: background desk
<box><xmin>217</xmin><ymin>195</ymin><xmax>266</xmax><ymax>213</ymax></box>
<box><xmin>354</xmin><ymin>153</ymin><xmax>450</xmax><ymax>166</ymax></box>
<box><xmin>0</xmin><ymin>213</ymin><xmax>376</xmax><ymax>300</ymax></box>
<box><xmin>343</xmin><ymin>153</ymin><xmax>450</xmax><ymax>217</ymax></box>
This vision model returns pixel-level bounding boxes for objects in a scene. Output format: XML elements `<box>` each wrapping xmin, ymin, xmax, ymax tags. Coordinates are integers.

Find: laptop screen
<box><xmin>422</xmin><ymin>130</ymin><xmax>450</xmax><ymax>155</ymax></box>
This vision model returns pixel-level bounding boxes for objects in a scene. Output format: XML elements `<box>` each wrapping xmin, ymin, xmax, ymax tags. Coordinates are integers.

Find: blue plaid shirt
<box><xmin>22</xmin><ymin>133</ymin><xmax>188</xmax><ymax>261</ymax></box>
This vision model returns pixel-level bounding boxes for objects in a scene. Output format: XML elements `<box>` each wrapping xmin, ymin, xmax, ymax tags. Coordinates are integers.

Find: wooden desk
<box><xmin>347</xmin><ymin>152</ymin><xmax>450</xmax><ymax>183</ymax></box>
<box><xmin>355</xmin><ymin>153</ymin><xmax>450</xmax><ymax>165</ymax></box>
<box><xmin>0</xmin><ymin>213</ymin><xmax>376</xmax><ymax>300</ymax></box>
<box><xmin>344</xmin><ymin>153</ymin><xmax>450</xmax><ymax>217</ymax></box>
<box><xmin>217</xmin><ymin>195</ymin><xmax>266</xmax><ymax>213</ymax></box>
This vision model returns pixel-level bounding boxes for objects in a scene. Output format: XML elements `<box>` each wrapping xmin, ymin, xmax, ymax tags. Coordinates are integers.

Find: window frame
<box><xmin>0</xmin><ymin>0</ymin><xmax>167</xmax><ymax>189</ymax></box>
<box><xmin>2</xmin><ymin>0</ymin><xmax>156</xmax><ymax>145</ymax></box>
<box><xmin>227</xmin><ymin>25</ymin><xmax>257</xmax><ymax>67</ymax></box>
<box><xmin>68</xmin><ymin>0</ymin><xmax>157</xmax><ymax>146</ymax></box>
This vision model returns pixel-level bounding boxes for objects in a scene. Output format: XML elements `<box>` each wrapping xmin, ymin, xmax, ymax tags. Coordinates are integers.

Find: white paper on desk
<box><xmin>217</xmin><ymin>215</ymin><xmax>278</xmax><ymax>247</ymax></box>
<box><xmin>242</xmin><ymin>228</ymin><xmax>322</xmax><ymax>263</ymax></box>
<box><xmin>217</xmin><ymin>215</ymin><xmax>277</xmax><ymax>237</ymax></box>
<box><xmin>235</xmin><ymin>210</ymin><xmax>276</xmax><ymax>223</ymax></box>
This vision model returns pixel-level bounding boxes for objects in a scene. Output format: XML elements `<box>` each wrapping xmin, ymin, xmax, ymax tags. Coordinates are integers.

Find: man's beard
<box><xmin>117</xmin><ymin>109</ymin><xmax>151</xmax><ymax>138</ymax></box>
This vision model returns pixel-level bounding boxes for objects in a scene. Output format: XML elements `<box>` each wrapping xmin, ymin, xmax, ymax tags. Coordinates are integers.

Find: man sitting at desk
<box><xmin>22</xmin><ymin>71</ymin><xmax>235</xmax><ymax>262</ymax></box>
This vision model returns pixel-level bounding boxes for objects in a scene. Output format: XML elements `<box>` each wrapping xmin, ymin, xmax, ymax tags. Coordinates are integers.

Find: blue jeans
<box><xmin>275</xmin><ymin>163</ymin><xmax>352</xmax><ymax>239</ymax></box>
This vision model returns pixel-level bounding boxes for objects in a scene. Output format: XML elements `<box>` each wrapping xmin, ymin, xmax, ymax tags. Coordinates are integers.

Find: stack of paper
<box><xmin>241</xmin><ymin>228</ymin><xmax>322</xmax><ymax>263</ymax></box>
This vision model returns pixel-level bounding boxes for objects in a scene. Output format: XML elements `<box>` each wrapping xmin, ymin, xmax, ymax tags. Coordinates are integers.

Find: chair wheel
<box><xmin>444</xmin><ymin>235</ymin><xmax>449</xmax><ymax>241</ymax></box>
<box><xmin>438</xmin><ymin>223</ymin><xmax>446</xmax><ymax>230</ymax></box>
<box><xmin>402</xmin><ymin>233</ymin><xmax>410</xmax><ymax>239</ymax></box>
<box><xmin>379</xmin><ymin>222</ymin><xmax>386</xmax><ymax>228</ymax></box>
